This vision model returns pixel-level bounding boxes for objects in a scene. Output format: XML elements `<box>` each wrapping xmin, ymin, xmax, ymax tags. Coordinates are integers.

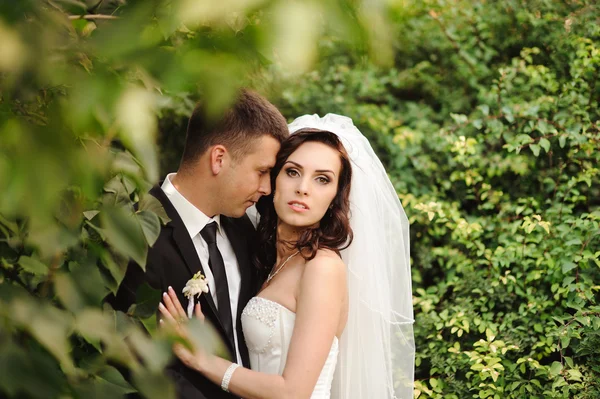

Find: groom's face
<box><xmin>218</xmin><ymin>135</ymin><xmax>281</xmax><ymax>217</ymax></box>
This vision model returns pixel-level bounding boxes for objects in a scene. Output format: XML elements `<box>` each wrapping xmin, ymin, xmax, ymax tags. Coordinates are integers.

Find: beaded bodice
<box><xmin>241</xmin><ymin>296</ymin><xmax>339</xmax><ymax>398</ymax></box>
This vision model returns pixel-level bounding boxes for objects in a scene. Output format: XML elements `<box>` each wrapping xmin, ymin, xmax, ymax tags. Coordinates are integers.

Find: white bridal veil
<box><xmin>288</xmin><ymin>114</ymin><xmax>415</xmax><ymax>399</ymax></box>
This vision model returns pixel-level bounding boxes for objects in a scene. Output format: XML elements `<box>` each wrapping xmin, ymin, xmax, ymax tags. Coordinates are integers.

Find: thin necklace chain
<box><xmin>266</xmin><ymin>250</ymin><xmax>300</xmax><ymax>285</ymax></box>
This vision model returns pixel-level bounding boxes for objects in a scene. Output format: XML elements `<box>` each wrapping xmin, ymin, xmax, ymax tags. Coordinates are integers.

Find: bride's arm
<box><xmin>168</xmin><ymin>253</ymin><xmax>347</xmax><ymax>399</ymax></box>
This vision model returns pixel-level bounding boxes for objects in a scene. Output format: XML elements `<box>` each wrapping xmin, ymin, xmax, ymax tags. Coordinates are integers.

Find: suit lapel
<box><xmin>150</xmin><ymin>186</ymin><xmax>220</xmax><ymax>322</ymax></box>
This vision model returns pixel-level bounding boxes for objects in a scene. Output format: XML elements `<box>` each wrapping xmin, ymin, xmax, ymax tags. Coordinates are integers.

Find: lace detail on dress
<box><xmin>241</xmin><ymin>296</ymin><xmax>339</xmax><ymax>398</ymax></box>
<box><xmin>241</xmin><ymin>297</ymin><xmax>279</xmax><ymax>353</ymax></box>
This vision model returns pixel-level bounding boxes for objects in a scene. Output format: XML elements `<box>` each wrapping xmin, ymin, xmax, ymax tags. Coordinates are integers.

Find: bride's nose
<box><xmin>295</xmin><ymin>179</ymin><xmax>309</xmax><ymax>196</ymax></box>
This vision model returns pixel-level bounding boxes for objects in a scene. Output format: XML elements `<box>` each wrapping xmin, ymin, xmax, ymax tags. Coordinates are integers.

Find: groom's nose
<box><xmin>258</xmin><ymin>173</ymin><xmax>272</xmax><ymax>196</ymax></box>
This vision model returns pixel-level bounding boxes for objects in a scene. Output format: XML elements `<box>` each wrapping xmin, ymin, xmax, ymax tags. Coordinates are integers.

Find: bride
<box><xmin>160</xmin><ymin>114</ymin><xmax>415</xmax><ymax>398</ymax></box>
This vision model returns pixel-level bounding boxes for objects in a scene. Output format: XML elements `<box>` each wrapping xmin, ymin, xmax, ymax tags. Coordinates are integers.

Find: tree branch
<box><xmin>68</xmin><ymin>14</ymin><xmax>118</xmax><ymax>20</ymax></box>
<box><xmin>429</xmin><ymin>10</ymin><xmax>477</xmax><ymax>75</ymax></box>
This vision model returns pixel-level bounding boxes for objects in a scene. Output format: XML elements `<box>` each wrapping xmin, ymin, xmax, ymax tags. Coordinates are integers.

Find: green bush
<box><xmin>269</xmin><ymin>1</ymin><xmax>600</xmax><ymax>398</ymax></box>
<box><xmin>2</xmin><ymin>0</ymin><xmax>599</xmax><ymax>398</ymax></box>
<box><xmin>0</xmin><ymin>1</ymin><xmax>386</xmax><ymax>398</ymax></box>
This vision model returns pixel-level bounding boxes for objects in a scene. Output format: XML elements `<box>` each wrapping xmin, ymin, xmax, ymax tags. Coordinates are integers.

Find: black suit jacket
<box><xmin>111</xmin><ymin>185</ymin><xmax>261</xmax><ymax>399</ymax></box>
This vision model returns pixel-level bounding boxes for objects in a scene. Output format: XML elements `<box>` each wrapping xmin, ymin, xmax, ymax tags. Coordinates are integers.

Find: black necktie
<box><xmin>200</xmin><ymin>222</ymin><xmax>235</xmax><ymax>352</ymax></box>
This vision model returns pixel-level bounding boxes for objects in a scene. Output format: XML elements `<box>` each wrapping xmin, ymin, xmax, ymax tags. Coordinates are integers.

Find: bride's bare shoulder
<box><xmin>302</xmin><ymin>249</ymin><xmax>346</xmax><ymax>282</ymax></box>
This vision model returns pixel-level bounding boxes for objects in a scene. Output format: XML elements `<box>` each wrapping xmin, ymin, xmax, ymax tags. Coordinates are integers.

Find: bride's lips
<box><xmin>288</xmin><ymin>200</ymin><xmax>309</xmax><ymax>212</ymax></box>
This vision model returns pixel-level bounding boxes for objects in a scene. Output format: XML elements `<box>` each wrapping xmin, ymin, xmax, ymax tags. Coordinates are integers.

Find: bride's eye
<box><xmin>285</xmin><ymin>168</ymin><xmax>299</xmax><ymax>177</ymax></box>
<box><xmin>316</xmin><ymin>176</ymin><xmax>331</xmax><ymax>184</ymax></box>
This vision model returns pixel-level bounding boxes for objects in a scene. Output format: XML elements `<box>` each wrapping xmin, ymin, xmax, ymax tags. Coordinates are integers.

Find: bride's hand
<box><xmin>158</xmin><ymin>288</ymin><xmax>208</xmax><ymax>372</ymax></box>
<box><xmin>172</xmin><ymin>303</ymin><xmax>209</xmax><ymax>372</ymax></box>
<box><xmin>159</xmin><ymin>286</ymin><xmax>188</xmax><ymax>324</ymax></box>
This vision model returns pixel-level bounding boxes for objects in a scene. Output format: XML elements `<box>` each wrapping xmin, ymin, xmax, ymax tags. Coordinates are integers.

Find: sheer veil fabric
<box><xmin>288</xmin><ymin>114</ymin><xmax>415</xmax><ymax>399</ymax></box>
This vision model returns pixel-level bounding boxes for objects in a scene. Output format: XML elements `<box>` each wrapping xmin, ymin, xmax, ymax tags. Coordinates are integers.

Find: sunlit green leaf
<box><xmin>18</xmin><ymin>255</ymin><xmax>48</xmax><ymax>276</ymax></box>
<box><xmin>100</xmin><ymin>206</ymin><xmax>148</xmax><ymax>267</ymax></box>
<box><xmin>10</xmin><ymin>299</ymin><xmax>75</xmax><ymax>374</ymax></box>
<box><xmin>139</xmin><ymin>195</ymin><xmax>171</xmax><ymax>225</ymax></box>
<box><xmin>549</xmin><ymin>361</ymin><xmax>563</xmax><ymax>377</ymax></box>
<box><xmin>127</xmin><ymin>330</ymin><xmax>172</xmax><ymax>372</ymax></box>
<box><xmin>97</xmin><ymin>366</ymin><xmax>137</xmax><ymax>395</ymax></box>
<box><xmin>131</xmin><ymin>282</ymin><xmax>162</xmax><ymax>319</ymax></box>
<box><xmin>133</xmin><ymin>370</ymin><xmax>176</xmax><ymax>399</ymax></box>
<box><xmin>54</xmin><ymin>272</ymin><xmax>85</xmax><ymax>313</ymax></box>
<box><xmin>539</xmin><ymin>138</ymin><xmax>551</xmax><ymax>153</ymax></box>
<box><xmin>0</xmin><ymin>342</ymin><xmax>66</xmax><ymax>398</ymax></box>
<box><xmin>136</xmin><ymin>210</ymin><xmax>161</xmax><ymax>246</ymax></box>
<box><xmin>562</xmin><ymin>261</ymin><xmax>577</xmax><ymax>273</ymax></box>
<box><xmin>117</xmin><ymin>87</ymin><xmax>159</xmax><ymax>183</ymax></box>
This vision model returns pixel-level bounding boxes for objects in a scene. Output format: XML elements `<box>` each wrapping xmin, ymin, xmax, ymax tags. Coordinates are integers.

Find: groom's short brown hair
<box><xmin>180</xmin><ymin>89</ymin><xmax>288</xmax><ymax>168</ymax></box>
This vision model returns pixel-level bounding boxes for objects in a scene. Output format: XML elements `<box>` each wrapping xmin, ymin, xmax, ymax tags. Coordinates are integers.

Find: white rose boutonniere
<box><xmin>182</xmin><ymin>272</ymin><xmax>209</xmax><ymax>318</ymax></box>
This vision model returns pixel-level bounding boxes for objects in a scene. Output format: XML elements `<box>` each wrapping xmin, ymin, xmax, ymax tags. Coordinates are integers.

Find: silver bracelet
<box><xmin>221</xmin><ymin>363</ymin><xmax>240</xmax><ymax>392</ymax></box>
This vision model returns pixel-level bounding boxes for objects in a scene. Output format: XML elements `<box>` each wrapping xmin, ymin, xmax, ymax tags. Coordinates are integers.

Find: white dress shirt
<box><xmin>245</xmin><ymin>204</ymin><xmax>260</xmax><ymax>228</ymax></box>
<box><xmin>161</xmin><ymin>173</ymin><xmax>242</xmax><ymax>363</ymax></box>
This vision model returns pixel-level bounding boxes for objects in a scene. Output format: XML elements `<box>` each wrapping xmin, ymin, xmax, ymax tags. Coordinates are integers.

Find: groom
<box><xmin>111</xmin><ymin>89</ymin><xmax>288</xmax><ymax>398</ymax></box>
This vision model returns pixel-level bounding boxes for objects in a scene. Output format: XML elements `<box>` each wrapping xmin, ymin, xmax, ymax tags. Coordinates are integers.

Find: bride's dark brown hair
<box><xmin>254</xmin><ymin>129</ymin><xmax>354</xmax><ymax>273</ymax></box>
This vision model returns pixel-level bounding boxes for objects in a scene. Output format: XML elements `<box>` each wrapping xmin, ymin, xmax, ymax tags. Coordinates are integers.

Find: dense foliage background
<box><xmin>266</xmin><ymin>1</ymin><xmax>600</xmax><ymax>398</ymax></box>
<box><xmin>0</xmin><ymin>0</ymin><xmax>390</xmax><ymax>398</ymax></box>
<box><xmin>1</xmin><ymin>0</ymin><xmax>599</xmax><ymax>398</ymax></box>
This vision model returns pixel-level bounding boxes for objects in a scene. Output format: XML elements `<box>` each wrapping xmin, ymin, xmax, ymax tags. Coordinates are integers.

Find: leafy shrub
<box><xmin>268</xmin><ymin>1</ymin><xmax>600</xmax><ymax>397</ymax></box>
<box><xmin>0</xmin><ymin>1</ymin><xmax>386</xmax><ymax>398</ymax></box>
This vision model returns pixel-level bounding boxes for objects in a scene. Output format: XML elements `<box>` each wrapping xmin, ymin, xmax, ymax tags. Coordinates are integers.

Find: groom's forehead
<box><xmin>245</xmin><ymin>135</ymin><xmax>280</xmax><ymax>163</ymax></box>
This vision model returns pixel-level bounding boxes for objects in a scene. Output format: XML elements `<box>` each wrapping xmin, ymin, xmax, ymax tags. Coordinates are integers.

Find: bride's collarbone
<box><xmin>259</xmin><ymin>259</ymin><xmax>303</xmax><ymax>313</ymax></box>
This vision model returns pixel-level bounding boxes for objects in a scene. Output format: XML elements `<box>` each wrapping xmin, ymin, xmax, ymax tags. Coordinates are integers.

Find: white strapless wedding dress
<box><xmin>241</xmin><ymin>296</ymin><xmax>339</xmax><ymax>398</ymax></box>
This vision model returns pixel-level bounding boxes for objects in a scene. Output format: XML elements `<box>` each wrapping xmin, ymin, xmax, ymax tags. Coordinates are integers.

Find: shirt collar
<box><xmin>161</xmin><ymin>173</ymin><xmax>222</xmax><ymax>238</ymax></box>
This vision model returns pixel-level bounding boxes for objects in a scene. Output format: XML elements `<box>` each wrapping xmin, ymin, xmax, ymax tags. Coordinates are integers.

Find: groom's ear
<box><xmin>209</xmin><ymin>145</ymin><xmax>228</xmax><ymax>175</ymax></box>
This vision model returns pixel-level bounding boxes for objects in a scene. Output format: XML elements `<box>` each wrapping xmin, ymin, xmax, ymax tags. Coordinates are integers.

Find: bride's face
<box><xmin>273</xmin><ymin>141</ymin><xmax>342</xmax><ymax>229</ymax></box>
